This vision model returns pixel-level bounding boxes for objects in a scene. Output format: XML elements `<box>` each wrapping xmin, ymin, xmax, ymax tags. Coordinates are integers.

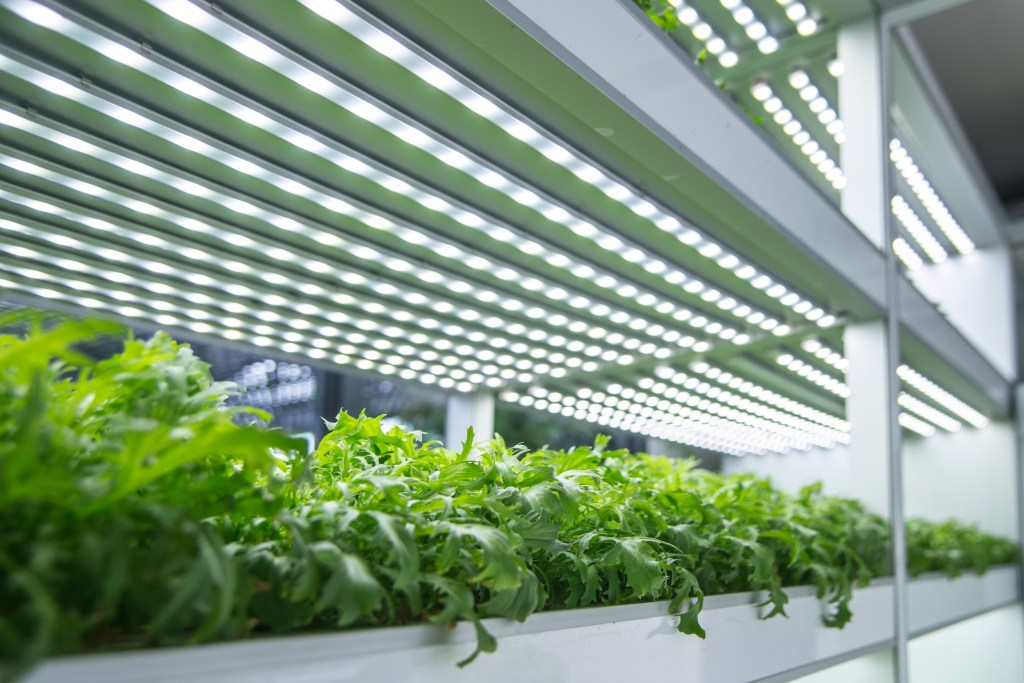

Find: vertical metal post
<box><xmin>840</xmin><ymin>13</ymin><xmax>908</xmax><ymax>683</ymax></box>
<box><xmin>879</xmin><ymin>19</ymin><xmax>910</xmax><ymax>683</ymax></box>
<box><xmin>1015</xmin><ymin>384</ymin><xmax>1024</xmax><ymax>641</ymax></box>
<box><xmin>445</xmin><ymin>392</ymin><xmax>495</xmax><ymax>452</ymax></box>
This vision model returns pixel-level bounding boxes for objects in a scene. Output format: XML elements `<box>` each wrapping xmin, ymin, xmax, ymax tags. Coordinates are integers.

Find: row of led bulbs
<box><xmin>668</xmin><ymin>0</ymin><xmax>819</xmax><ymax>68</ymax></box>
<box><xmin>747</xmin><ymin>62</ymin><xmax>975</xmax><ymax>270</ymax></box>
<box><xmin>1</xmin><ymin>0</ymin><xmax>987</xmax><ymax>451</ymax></box>
<box><xmin>773</xmin><ymin>338</ymin><xmax>988</xmax><ymax>437</ymax></box>
<box><xmin>501</xmin><ymin>356</ymin><xmax>851</xmax><ymax>456</ymax></box>
<box><xmin>5</xmin><ymin>0</ymin><xmax>838</xmax><ymax>360</ymax></box>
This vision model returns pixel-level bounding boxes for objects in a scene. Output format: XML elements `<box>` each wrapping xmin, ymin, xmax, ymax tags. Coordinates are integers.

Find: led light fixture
<box><xmin>291</xmin><ymin>0</ymin><xmax>833</xmax><ymax>328</ymax></box>
<box><xmin>892</xmin><ymin>237</ymin><xmax>925</xmax><ymax>271</ymax></box>
<box><xmin>787</xmin><ymin>69</ymin><xmax>844</xmax><ymax>145</ymax></box>
<box><xmin>0</xmin><ymin>143</ymin><xmax>656</xmax><ymax>368</ymax></box>
<box><xmin>688</xmin><ymin>361</ymin><xmax>849</xmax><ymax>434</ymax></box>
<box><xmin>897</xmin><ymin>365</ymin><xmax>988</xmax><ymax>428</ymax></box>
<box><xmin>751</xmin><ymin>80</ymin><xmax>846</xmax><ymax>190</ymax></box>
<box><xmin>774</xmin><ymin>0</ymin><xmax>817</xmax><ymax>35</ymax></box>
<box><xmin>0</xmin><ymin>48</ymin><xmax>744</xmax><ymax>351</ymax></box>
<box><xmin>669</xmin><ymin>0</ymin><xmax>740</xmax><ymax>66</ymax></box>
<box><xmin>890</xmin><ymin>138</ymin><xmax>974</xmax><ymax>254</ymax></box>
<box><xmin>891</xmin><ymin>195</ymin><xmax>948</xmax><ymax>263</ymax></box>
<box><xmin>0</xmin><ymin>4</ymin><xmax>811</xmax><ymax>351</ymax></box>
<box><xmin>504</xmin><ymin>357</ymin><xmax>851</xmax><ymax>456</ymax></box>
<box><xmin>775</xmin><ymin>352</ymin><xmax>850</xmax><ymax>398</ymax></box>
<box><xmin>899</xmin><ymin>412</ymin><xmax>936</xmax><ymax>437</ymax></box>
<box><xmin>897</xmin><ymin>392</ymin><xmax>961</xmax><ymax>432</ymax></box>
<box><xmin>0</xmin><ymin>259</ymin><xmax>496</xmax><ymax>392</ymax></box>
<box><xmin>719</xmin><ymin>1</ymin><xmax>779</xmax><ymax>54</ymax></box>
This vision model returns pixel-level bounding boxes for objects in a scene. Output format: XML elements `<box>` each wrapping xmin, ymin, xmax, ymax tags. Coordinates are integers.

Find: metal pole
<box><xmin>1015</xmin><ymin>384</ymin><xmax>1024</xmax><ymax>652</ymax></box>
<box><xmin>879</xmin><ymin>13</ymin><xmax>909</xmax><ymax>683</ymax></box>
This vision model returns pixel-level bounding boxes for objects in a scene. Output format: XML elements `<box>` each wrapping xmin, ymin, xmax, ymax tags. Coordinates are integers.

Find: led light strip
<box><xmin>719</xmin><ymin>0</ymin><xmax>779</xmax><ymax>54</ymax></box>
<box><xmin>0</xmin><ymin>262</ymin><xmax>494</xmax><ymax>391</ymax></box>
<box><xmin>686</xmin><ymin>362</ymin><xmax>848</xmax><ymax>433</ymax></box>
<box><xmin>783</xmin><ymin>340</ymin><xmax>987</xmax><ymax>435</ymax></box>
<box><xmin>0</xmin><ymin>232</ymin><xmax>554</xmax><ymax>387</ymax></box>
<box><xmin>506</xmin><ymin>371</ymin><xmax>839</xmax><ymax>455</ymax></box>
<box><xmin>750</xmin><ymin>81</ymin><xmax>846</xmax><ymax>190</ymax></box>
<box><xmin>0</xmin><ymin>141</ymin><xmax>638</xmax><ymax>370</ymax></box>
<box><xmin>891</xmin><ymin>195</ymin><xmax>947</xmax><ymax>263</ymax></box>
<box><xmin>799</xmin><ymin>338</ymin><xmax>848</xmax><ymax>371</ymax></box>
<box><xmin>0</xmin><ymin>252</ymin><xmax>442</xmax><ymax>372</ymax></box>
<box><xmin>897</xmin><ymin>392</ymin><xmax>961</xmax><ymax>432</ymax></box>
<box><xmin>550</xmin><ymin>368</ymin><xmax>842</xmax><ymax>447</ymax></box>
<box><xmin>897</xmin><ymin>365</ymin><xmax>988</xmax><ymax>428</ymax></box>
<box><xmin>786</xmin><ymin>69</ymin><xmax>844</xmax><ymax>144</ymax></box>
<box><xmin>0</xmin><ymin>211</ymin><xmax>590</xmax><ymax>385</ymax></box>
<box><xmin>774</xmin><ymin>0</ymin><xmax>818</xmax><ymax>36</ymax></box>
<box><xmin>645</xmin><ymin>371</ymin><xmax>841</xmax><ymax>445</ymax></box>
<box><xmin>0</xmin><ymin>251</ymin><xmax>559</xmax><ymax>392</ymax></box>
<box><xmin>890</xmin><ymin>138</ymin><xmax>974</xmax><ymax>254</ymax></box>
<box><xmin>634</xmin><ymin>371</ymin><xmax>835</xmax><ymax>449</ymax></box>
<box><xmin>33</xmin><ymin>0</ymin><xmax>778</xmax><ymax>340</ymax></box>
<box><xmin>0</xmin><ymin>53</ymin><xmax>733</xmax><ymax>353</ymax></box>
<box><xmin>294</xmin><ymin>0</ymin><xmax>835</xmax><ymax>327</ymax></box>
<box><xmin>899</xmin><ymin>412</ymin><xmax>935</xmax><ymax>438</ymax></box>
<box><xmin>771</xmin><ymin>341</ymin><xmax>988</xmax><ymax>436</ymax></box>
<box><xmin>597</xmin><ymin>384</ymin><xmax>815</xmax><ymax>450</ymax></box>
<box><xmin>0</xmin><ymin>260</ymin><xmax>485</xmax><ymax>389</ymax></box>
<box><xmin>775</xmin><ymin>352</ymin><xmax>850</xmax><ymax>398</ymax></box>
<box><xmin>0</xmin><ymin>106</ymin><xmax>709</xmax><ymax>372</ymax></box>
<box><xmin>658</xmin><ymin>363</ymin><xmax>847</xmax><ymax>442</ymax></box>
<box><xmin>893</xmin><ymin>237</ymin><xmax>925</xmax><ymax>271</ymax></box>
<box><xmin>505</xmin><ymin>388</ymin><xmax>758</xmax><ymax>456</ymax></box>
<box><xmin>0</xmin><ymin>147</ymin><xmax>655</xmax><ymax>370</ymax></box>
<box><xmin>668</xmin><ymin>0</ymin><xmax>739</xmax><ymax>66</ymax></box>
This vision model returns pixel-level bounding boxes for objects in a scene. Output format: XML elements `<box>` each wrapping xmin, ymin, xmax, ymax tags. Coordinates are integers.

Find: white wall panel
<box><xmin>722</xmin><ymin>445</ymin><xmax>853</xmax><ymax>498</ymax></box>
<box><xmin>908</xmin><ymin>604</ymin><xmax>1024</xmax><ymax>683</ymax></box>
<box><xmin>908</xmin><ymin>248</ymin><xmax>1017</xmax><ymax>381</ymax></box>
<box><xmin>791</xmin><ymin>648</ymin><xmax>893</xmax><ymax>683</ymax></box>
<box><xmin>902</xmin><ymin>421</ymin><xmax>1019</xmax><ymax>539</ymax></box>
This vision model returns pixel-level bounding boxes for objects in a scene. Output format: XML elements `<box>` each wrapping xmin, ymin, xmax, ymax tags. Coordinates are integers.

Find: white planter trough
<box><xmin>907</xmin><ymin>565</ymin><xmax>1021</xmax><ymax>637</ymax></box>
<box><xmin>20</xmin><ymin>567</ymin><xmax>1019</xmax><ymax>683</ymax></box>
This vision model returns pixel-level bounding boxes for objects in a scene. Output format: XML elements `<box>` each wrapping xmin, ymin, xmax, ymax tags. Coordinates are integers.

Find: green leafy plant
<box><xmin>0</xmin><ymin>318</ymin><xmax>1017</xmax><ymax>678</ymax></box>
<box><xmin>631</xmin><ymin>0</ymin><xmax>679</xmax><ymax>31</ymax></box>
<box><xmin>906</xmin><ymin>518</ymin><xmax>1018</xmax><ymax>578</ymax></box>
<box><xmin>0</xmin><ymin>313</ymin><xmax>307</xmax><ymax>678</ymax></box>
<box><xmin>221</xmin><ymin>416</ymin><xmax>890</xmax><ymax>665</ymax></box>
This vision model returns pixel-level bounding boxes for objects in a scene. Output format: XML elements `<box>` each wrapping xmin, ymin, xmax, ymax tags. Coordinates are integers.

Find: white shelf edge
<box><xmin>22</xmin><ymin>581</ymin><xmax>892</xmax><ymax>683</ymax></box>
<box><xmin>907</xmin><ymin>564</ymin><xmax>1021</xmax><ymax>638</ymax></box>
<box><xmin>17</xmin><ymin>569</ymin><xmax>1017</xmax><ymax>683</ymax></box>
<box><xmin>751</xmin><ymin>640</ymin><xmax>894</xmax><ymax>683</ymax></box>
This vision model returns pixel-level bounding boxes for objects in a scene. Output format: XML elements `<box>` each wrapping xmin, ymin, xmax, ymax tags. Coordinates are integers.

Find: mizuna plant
<box><xmin>0</xmin><ymin>313</ymin><xmax>308</xmax><ymax>678</ymax></box>
<box><xmin>0</xmin><ymin>319</ymin><xmax>1016</xmax><ymax>677</ymax></box>
<box><xmin>906</xmin><ymin>518</ymin><xmax>1019</xmax><ymax>578</ymax></box>
<box><xmin>631</xmin><ymin>0</ymin><xmax>680</xmax><ymax>30</ymax></box>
